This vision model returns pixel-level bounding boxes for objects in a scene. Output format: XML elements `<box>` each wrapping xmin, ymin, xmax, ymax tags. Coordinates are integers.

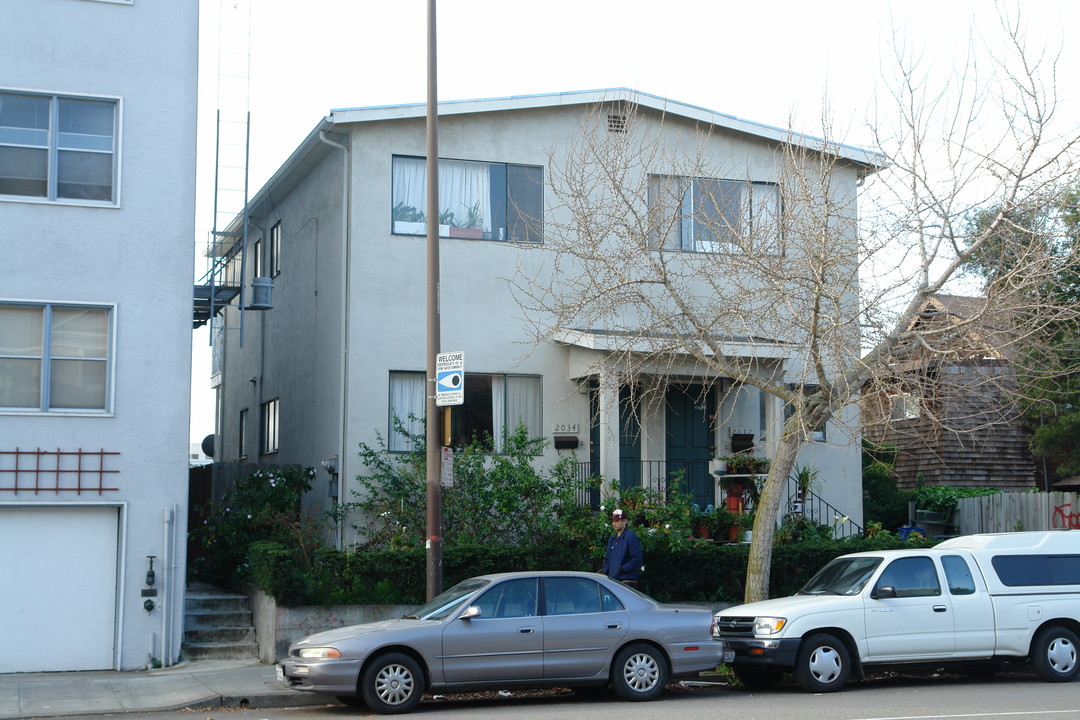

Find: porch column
<box><xmin>597</xmin><ymin>364</ymin><xmax>621</xmax><ymax>494</ymax></box>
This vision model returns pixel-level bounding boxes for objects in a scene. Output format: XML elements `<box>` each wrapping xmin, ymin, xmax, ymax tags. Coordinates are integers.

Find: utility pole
<box><xmin>424</xmin><ymin>0</ymin><xmax>443</xmax><ymax>601</ymax></box>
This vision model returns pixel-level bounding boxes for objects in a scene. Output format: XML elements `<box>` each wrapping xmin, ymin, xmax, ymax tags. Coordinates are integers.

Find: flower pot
<box><xmin>728</xmin><ymin>526</ymin><xmax>740</xmax><ymax>542</ymax></box>
<box><xmin>694</xmin><ymin>525</ymin><xmax>711</xmax><ymax>539</ymax></box>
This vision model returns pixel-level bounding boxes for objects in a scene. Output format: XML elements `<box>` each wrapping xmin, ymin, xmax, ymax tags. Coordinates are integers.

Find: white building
<box><xmin>0</xmin><ymin>0</ymin><xmax>198</xmax><ymax>671</ymax></box>
<box><xmin>208</xmin><ymin>90</ymin><xmax>876</xmax><ymax>544</ymax></box>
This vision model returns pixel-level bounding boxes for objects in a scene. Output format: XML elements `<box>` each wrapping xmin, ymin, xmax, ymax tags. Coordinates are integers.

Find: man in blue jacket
<box><xmin>601</xmin><ymin>508</ymin><xmax>643</xmax><ymax>586</ymax></box>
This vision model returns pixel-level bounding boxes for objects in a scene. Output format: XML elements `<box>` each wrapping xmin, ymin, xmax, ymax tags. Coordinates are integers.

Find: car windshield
<box><xmin>799</xmin><ymin>556</ymin><xmax>882</xmax><ymax>596</ymax></box>
<box><xmin>404</xmin><ymin>578</ymin><xmax>490</xmax><ymax>620</ymax></box>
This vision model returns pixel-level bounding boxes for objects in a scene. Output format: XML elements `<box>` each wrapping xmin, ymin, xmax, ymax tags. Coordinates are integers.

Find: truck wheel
<box><xmin>611</xmin><ymin>643</ymin><xmax>668</xmax><ymax>701</ymax></box>
<box><xmin>1031</xmin><ymin>626</ymin><xmax>1080</xmax><ymax>682</ymax></box>
<box><xmin>732</xmin><ymin>664</ymin><xmax>783</xmax><ymax>689</ymax></box>
<box><xmin>794</xmin><ymin>633</ymin><xmax>851</xmax><ymax>692</ymax></box>
<box><xmin>360</xmin><ymin>652</ymin><xmax>425</xmax><ymax>714</ymax></box>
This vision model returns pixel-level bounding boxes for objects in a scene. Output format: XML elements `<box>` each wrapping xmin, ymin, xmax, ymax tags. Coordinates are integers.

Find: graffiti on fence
<box><xmin>1051</xmin><ymin>503</ymin><xmax>1080</xmax><ymax>529</ymax></box>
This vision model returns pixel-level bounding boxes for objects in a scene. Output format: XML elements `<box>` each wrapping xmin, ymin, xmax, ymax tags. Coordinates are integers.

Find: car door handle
<box><xmin>933</xmin><ymin>605</ymin><xmax>947</xmax><ymax>613</ymax></box>
<box><xmin>606</xmin><ymin>622</ymin><xmax>623</xmax><ymax>629</ymax></box>
<box><xmin>519</xmin><ymin>627</ymin><xmax>536</xmax><ymax>634</ymax></box>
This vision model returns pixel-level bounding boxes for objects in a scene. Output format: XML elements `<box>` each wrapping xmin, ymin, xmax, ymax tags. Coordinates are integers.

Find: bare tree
<box><xmin>513</xmin><ymin>14</ymin><xmax>1079</xmax><ymax>602</ymax></box>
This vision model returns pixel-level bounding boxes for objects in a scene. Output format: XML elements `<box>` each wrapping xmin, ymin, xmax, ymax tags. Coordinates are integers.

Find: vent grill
<box><xmin>607</xmin><ymin>114</ymin><xmax>628</xmax><ymax>133</ymax></box>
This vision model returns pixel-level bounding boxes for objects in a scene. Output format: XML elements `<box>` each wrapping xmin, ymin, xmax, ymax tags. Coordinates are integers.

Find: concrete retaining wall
<box><xmin>249</xmin><ymin>587</ymin><xmax>413</xmax><ymax>663</ymax></box>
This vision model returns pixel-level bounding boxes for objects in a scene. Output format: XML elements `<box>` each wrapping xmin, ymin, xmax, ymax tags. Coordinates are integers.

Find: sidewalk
<box><xmin>0</xmin><ymin>660</ymin><xmax>331</xmax><ymax>719</ymax></box>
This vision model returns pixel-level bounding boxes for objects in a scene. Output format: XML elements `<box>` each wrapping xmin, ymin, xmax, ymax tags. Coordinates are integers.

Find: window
<box><xmin>649</xmin><ymin>175</ymin><xmax>780</xmax><ymax>253</ymax></box>
<box><xmin>269</xmin><ymin>222</ymin><xmax>281</xmax><ymax>277</ymax></box>
<box><xmin>388</xmin><ymin>371</ymin><xmax>542</xmax><ymax>452</ymax></box>
<box><xmin>543</xmin><ymin>577</ymin><xmax>602</xmax><ymax>615</ymax></box>
<box><xmin>874</xmin><ymin>556</ymin><xmax>941</xmax><ymax>598</ymax></box>
<box><xmin>941</xmin><ymin>555</ymin><xmax>977</xmax><ymax>595</ymax></box>
<box><xmin>784</xmin><ymin>384</ymin><xmax>827</xmax><ymax>442</ymax></box>
<box><xmin>261</xmin><ymin>398</ymin><xmax>279</xmax><ymax>455</ymax></box>
<box><xmin>0</xmin><ymin>91</ymin><xmax>118</xmax><ymax>203</ymax></box>
<box><xmin>992</xmin><ymin>554</ymin><xmax>1080</xmax><ymax>586</ymax></box>
<box><xmin>0</xmin><ymin>303</ymin><xmax>110</xmax><ymax>411</ymax></box>
<box><xmin>238</xmin><ymin>408</ymin><xmax>248</xmax><ymax>459</ymax></box>
<box><xmin>890</xmin><ymin>392</ymin><xmax>920</xmax><ymax>421</ymax></box>
<box><xmin>472</xmin><ymin>578</ymin><xmax>537</xmax><ymax>619</ymax></box>
<box><xmin>391</xmin><ymin>156</ymin><xmax>543</xmax><ymax>243</ymax></box>
<box><xmin>252</xmin><ymin>238</ymin><xmax>263</xmax><ymax>279</ymax></box>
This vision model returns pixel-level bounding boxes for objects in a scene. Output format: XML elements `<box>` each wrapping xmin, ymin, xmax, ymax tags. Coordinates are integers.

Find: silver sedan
<box><xmin>279</xmin><ymin>570</ymin><xmax>725</xmax><ymax>714</ymax></box>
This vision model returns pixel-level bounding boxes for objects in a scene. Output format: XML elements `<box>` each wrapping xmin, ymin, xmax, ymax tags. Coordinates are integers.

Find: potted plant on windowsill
<box><xmin>392</xmin><ymin>202</ymin><xmax>426</xmax><ymax>235</ymax></box>
<box><xmin>448</xmin><ymin>201</ymin><xmax>485</xmax><ymax>239</ymax></box>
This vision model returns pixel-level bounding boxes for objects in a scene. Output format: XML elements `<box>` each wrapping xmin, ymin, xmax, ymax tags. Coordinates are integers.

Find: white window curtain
<box><xmin>392</xmin><ymin>157</ymin><xmax>492</xmax><ymax>234</ymax></box>
<box><xmin>389</xmin><ymin>371</ymin><xmax>426</xmax><ymax>451</ymax></box>
<box><xmin>439</xmin><ymin>159</ymin><xmax>491</xmax><ymax>232</ymax></box>
<box><xmin>489</xmin><ymin>374</ymin><xmax>506</xmax><ymax>452</ymax></box>
<box><xmin>392</xmin><ymin>158</ymin><xmax>427</xmax><ymax>224</ymax></box>
<box><xmin>506</xmin><ymin>376</ymin><xmax>542</xmax><ymax>440</ymax></box>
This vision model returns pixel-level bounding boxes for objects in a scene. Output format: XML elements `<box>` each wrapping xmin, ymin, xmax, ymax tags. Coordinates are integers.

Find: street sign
<box><xmin>435</xmin><ymin>351</ymin><xmax>464</xmax><ymax>406</ymax></box>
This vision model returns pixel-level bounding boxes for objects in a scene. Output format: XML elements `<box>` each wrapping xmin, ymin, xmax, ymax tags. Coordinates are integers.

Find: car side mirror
<box><xmin>872</xmin><ymin>585</ymin><xmax>897</xmax><ymax>599</ymax></box>
<box><xmin>459</xmin><ymin>605</ymin><xmax>482</xmax><ymax>620</ymax></box>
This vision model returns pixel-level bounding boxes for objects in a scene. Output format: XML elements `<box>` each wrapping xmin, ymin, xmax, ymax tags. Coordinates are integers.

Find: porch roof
<box><xmin>553</xmin><ymin>328</ymin><xmax>793</xmax><ymax>360</ymax></box>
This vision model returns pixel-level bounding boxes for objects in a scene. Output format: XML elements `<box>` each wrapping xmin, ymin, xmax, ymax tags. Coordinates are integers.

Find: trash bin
<box><xmin>898</xmin><ymin>526</ymin><xmax>926</xmax><ymax>541</ymax></box>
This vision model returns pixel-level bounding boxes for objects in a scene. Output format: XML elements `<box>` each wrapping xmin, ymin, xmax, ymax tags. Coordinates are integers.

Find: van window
<box><xmin>941</xmin><ymin>555</ymin><xmax>977</xmax><ymax>595</ymax></box>
<box><xmin>992</xmin><ymin>554</ymin><xmax>1080</xmax><ymax>586</ymax></box>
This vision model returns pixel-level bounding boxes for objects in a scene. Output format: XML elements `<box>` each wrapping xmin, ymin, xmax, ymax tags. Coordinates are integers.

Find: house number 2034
<box><xmin>553</xmin><ymin>423</ymin><xmax>579</xmax><ymax>433</ymax></box>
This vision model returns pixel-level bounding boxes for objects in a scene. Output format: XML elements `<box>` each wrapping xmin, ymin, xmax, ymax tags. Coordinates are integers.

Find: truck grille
<box><xmin>713</xmin><ymin>615</ymin><xmax>757</xmax><ymax>635</ymax></box>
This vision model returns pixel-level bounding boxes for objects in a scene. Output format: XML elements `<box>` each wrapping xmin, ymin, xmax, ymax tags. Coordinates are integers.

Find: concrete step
<box><xmin>182</xmin><ymin>585</ymin><xmax>258</xmax><ymax>662</ymax></box>
<box><xmin>185</xmin><ymin>610</ymin><xmax>253</xmax><ymax>628</ymax></box>
<box><xmin>181</xmin><ymin>640</ymin><xmax>259</xmax><ymax>662</ymax></box>
<box><xmin>184</xmin><ymin>626</ymin><xmax>256</xmax><ymax>644</ymax></box>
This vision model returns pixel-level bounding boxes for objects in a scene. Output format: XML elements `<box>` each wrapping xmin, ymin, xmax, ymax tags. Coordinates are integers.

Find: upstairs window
<box><xmin>269</xmin><ymin>222</ymin><xmax>281</xmax><ymax>277</ymax></box>
<box><xmin>0</xmin><ymin>92</ymin><xmax>118</xmax><ymax>203</ymax></box>
<box><xmin>649</xmin><ymin>175</ymin><xmax>780</xmax><ymax>253</ymax></box>
<box><xmin>0</xmin><ymin>303</ymin><xmax>111</xmax><ymax>412</ymax></box>
<box><xmin>261</xmin><ymin>398</ymin><xmax>279</xmax><ymax>455</ymax></box>
<box><xmin>391</xmin><ymin>156</ymin><xmax>543</xmax><ymax>243</ymax></box>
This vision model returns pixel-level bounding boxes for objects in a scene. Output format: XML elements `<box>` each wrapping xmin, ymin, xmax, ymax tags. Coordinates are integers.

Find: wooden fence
<box><xmin>956</xmin><ymin>492</ymin><xmax>1080</xmax><ymax>534</ymax></box>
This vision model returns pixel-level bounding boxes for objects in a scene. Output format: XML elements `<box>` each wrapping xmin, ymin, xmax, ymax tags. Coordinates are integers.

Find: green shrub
<box><xmin>191</xmin><ymin>465</ymin><xmax>322</xmax><ymax>589</ymax></box>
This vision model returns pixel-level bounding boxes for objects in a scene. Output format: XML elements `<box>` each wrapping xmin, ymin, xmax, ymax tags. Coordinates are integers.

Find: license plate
<box><xmin>722</xmin><ymin>648</ymin><xmax>735</xmax><ymax>663</ymax></box>
<box><xmin>276</xmin><ymin>665</ymin><xmax>285</xmax><ymax>683</ymax></box>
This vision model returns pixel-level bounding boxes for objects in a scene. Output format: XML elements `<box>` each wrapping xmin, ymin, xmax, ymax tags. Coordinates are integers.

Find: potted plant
<box><xmin>392</xmin><ymin>202</ymin><xmax>426</xmax><ymax>235</ymax></box>
<box><xmin>449</xmin><ymin>200</ymin><xmax>485</xmax><ymax>239</ymax></box>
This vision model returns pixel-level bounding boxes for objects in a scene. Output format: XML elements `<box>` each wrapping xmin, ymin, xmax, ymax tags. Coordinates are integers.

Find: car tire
<box><xmin>732</xmin><ymin>664</ymin><xmax>783</xmax><ymax>689</ymax></box>
<box><xmin>360</xmin><ymin>652</ymin><xmax>425</xmax><ymax>714</ymax></box>
<box><xmin>794</xmin><ymin>633</ymin><xmax>851</xmax><ymax>693</ymax></box>
<box><xmin>611</xmin><ymin>643</ymin><xmax>668</xmax><ymax>701</ymax></box>
<box><xmin>1031</xmin><ymin>626</ymin><xmax>1080</xmax><ymax>683</ymax></box>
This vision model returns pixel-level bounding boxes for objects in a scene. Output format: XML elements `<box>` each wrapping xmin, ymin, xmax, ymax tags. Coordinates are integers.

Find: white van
<box><xmin>711</xmin><ymin>530</ymin><xmax>1080</xmax><ymax>691</ymax></box>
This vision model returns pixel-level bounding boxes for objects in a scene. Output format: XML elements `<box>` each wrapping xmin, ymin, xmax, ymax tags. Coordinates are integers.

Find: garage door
<box><xmin>0</xmin><ymin>506</ymin><xmax>119</xmax><ymax>672</ymax></box>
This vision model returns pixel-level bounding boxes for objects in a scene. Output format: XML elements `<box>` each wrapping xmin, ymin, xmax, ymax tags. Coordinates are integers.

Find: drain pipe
<box><xmin>319</xmin><ymin>127</ymin><xmax>351</xmax><ymax>550</ymax></box>
<box><xmin>161</xmin><ymin>505</ymin><xmax>174</xmax><ymax>666</ymax></box>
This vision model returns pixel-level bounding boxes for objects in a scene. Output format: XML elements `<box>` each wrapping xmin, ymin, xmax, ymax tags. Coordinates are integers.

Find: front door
<box><xmin>666</xmin><ymin>384</ymin><xmax>715</xmax><ymax>507</ymax></box>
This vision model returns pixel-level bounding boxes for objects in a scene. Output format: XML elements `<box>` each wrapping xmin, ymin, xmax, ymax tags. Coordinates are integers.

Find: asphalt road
<box><xmin>42</xmin><ymin>668</ymin><xmax>1080</xmax><ymax>720</ymax></box>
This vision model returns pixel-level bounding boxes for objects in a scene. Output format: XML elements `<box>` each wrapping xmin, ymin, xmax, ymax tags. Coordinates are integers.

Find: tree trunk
<box><xmin>744</xmin><ymin>431</ymin><xmax>803</xmax><ymax>603</ymax></box>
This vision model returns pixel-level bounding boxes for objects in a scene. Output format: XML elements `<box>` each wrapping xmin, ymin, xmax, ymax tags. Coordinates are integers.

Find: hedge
<box><xmin>248</xmin><ymin>534</ymin><xmax>934</xmax><ymax>607</ymax></box>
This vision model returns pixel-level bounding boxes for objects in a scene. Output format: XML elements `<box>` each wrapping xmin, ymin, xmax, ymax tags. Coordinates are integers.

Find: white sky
<box><xmin>188</xmin><ymin>0</ymin><xmax>1079</xmax><ymax>444</ymax></box>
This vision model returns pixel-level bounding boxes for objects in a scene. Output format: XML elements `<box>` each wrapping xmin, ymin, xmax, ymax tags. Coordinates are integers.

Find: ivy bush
<box><xmin>191</xmin><ymin>465</ymin><xmax>322</xmax><ymax>588</ymax></box>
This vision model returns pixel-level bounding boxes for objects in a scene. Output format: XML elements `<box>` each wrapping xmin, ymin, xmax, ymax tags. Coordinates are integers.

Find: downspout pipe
<box><xmin>318</xmin><ymin>128</ymin><xmax>350</xmax><ymax>550</ymax></box>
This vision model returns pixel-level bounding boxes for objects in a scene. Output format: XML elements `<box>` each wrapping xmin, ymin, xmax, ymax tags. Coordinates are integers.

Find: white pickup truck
<box><xmin>711</xmin><ymin>530</ymin><xmax>1080</xmax><ymax>692</ymax></box>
